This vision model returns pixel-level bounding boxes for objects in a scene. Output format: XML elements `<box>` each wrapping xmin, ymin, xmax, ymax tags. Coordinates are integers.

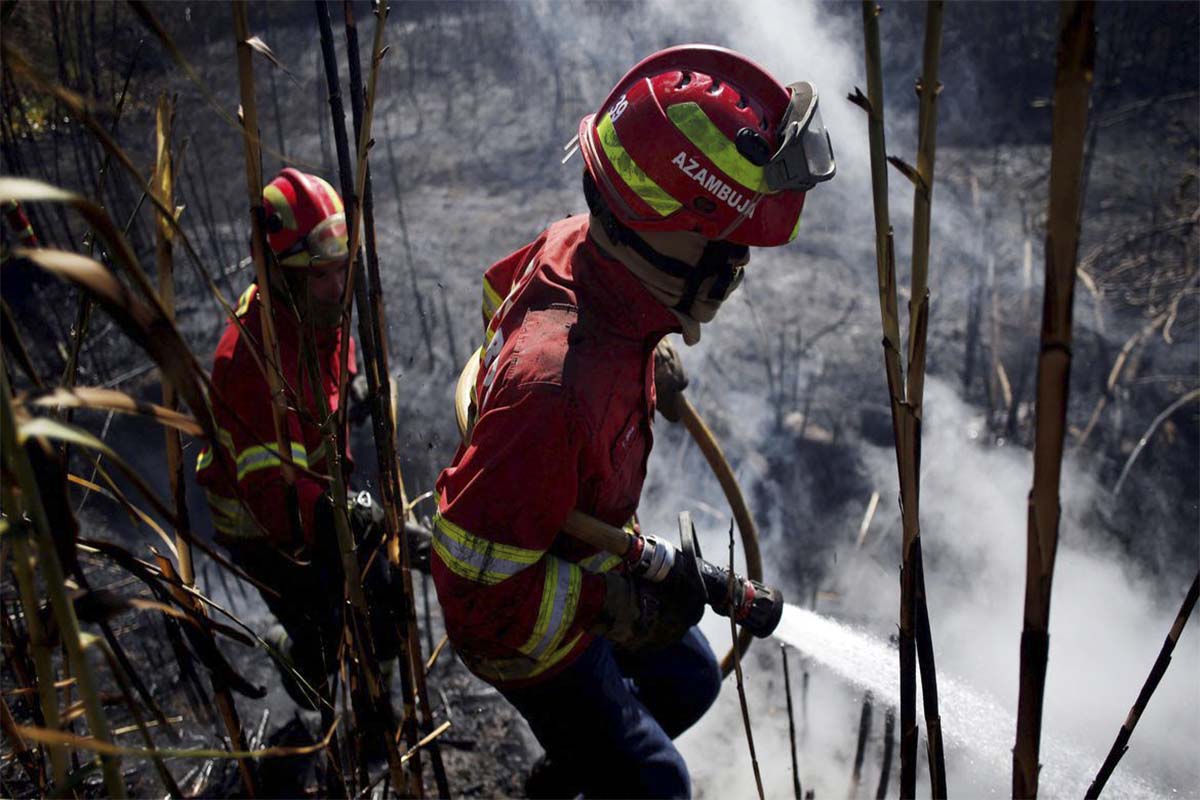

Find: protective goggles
<box><xmin>762</xmin><ymin>82</ymin><xmax>836</xmax><ymax>193</ymax></box>
<box><xmin>276</xmin><ymin>213</ymin><xmax>349</xmax><ymax>269</ymax></box>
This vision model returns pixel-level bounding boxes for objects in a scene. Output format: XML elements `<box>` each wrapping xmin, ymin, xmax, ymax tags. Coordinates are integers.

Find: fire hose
<box><xmin>454</xmin><ymin>350</ymin><xmax>783</xmax><ymax>676</ymax></box>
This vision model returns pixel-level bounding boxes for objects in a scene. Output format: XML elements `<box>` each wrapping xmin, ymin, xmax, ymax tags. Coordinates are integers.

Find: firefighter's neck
<box><xmin>589</xmin><ymin>214</ymin><xmax>727</xmax><ymax>346</ymax></box>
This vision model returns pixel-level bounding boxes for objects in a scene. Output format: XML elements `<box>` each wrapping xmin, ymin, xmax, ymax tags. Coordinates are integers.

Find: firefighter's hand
<box><xmin>348</xmin><ymin>374</ymin><xmax>371</xmax><ymax>428</ymax></box>
<box><xmin>404</xmin><ymin>519</ymin><xmax>433</xmax><ymax>574</ymax></box>
<box><xmin>348</xmin><ymin>490</ymin><xmax>386</xmax><ymax>548</ymax></box>
<box><xmin>653</xmin><ymin>339</ymin><xmax>688</xmax><ymax>423</ymax></box>
<box><xmin>595</xmin><ymin>572</ymin><xmax>704</xmax><ymax>652</ymax></box>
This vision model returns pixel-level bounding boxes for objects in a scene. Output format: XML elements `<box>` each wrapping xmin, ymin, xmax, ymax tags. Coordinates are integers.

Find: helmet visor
<box><xmin>763</xmin><ymin>82</ymin><xmax>837</xmax><ymax>193</ymax></box>
<box><xmin>277</xmin><ymin>213</ymin><xmax>349</xmax><ymax>268</ymax></box>
<box><xmin>306</xmin><ymin>213</ymin><xmax>349</xmax><ymax>267</ymax></box>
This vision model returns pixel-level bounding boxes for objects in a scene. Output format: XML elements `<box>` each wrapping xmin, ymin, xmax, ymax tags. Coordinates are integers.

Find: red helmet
<box><xmin>577</xmin><ymin>45</ymin><xmax>835</xmax><ymax>247</ymax></box>
<box><xmin>261</xmin><ymin>168</ymin><xmax>348</xmax><ymax>268</ymax></box>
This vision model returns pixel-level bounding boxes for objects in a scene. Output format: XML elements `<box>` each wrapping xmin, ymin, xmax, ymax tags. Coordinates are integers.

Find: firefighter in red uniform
<box><xmin>433</xmin><ymin>46</ymin><xmax>835</xmax><ymax>797</ymax></box>
<box><xmin>195</xmin><ymin>168</ymin><xmax>401</xmax><ymax>712</ymax></box>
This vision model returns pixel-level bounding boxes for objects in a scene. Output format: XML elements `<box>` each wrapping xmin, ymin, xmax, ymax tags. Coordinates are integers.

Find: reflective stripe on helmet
<box><xmin>263</xmin><ymin>185</ymin><xmax>298</xmax><ymax>230</ymax></box>
<box><xmin>431</xmin><ymin>508</ymin><xmax>543</xmax><ymax>585</ymax></box>
<box><xmin>666</xmin><ymin>102</ymin><xmax>769</xmax><ymax>194</ymax></box>
<box><xmin>596</xmin><ymin>112</ymin><xmax>682</xmax><ymax>218</ymax></box>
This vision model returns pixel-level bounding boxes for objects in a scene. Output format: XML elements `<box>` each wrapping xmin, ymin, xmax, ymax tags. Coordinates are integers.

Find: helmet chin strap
<box><xmin>583</xmin><ymin>172</ymin><xmax>746</xmax><ymax>318</ymax></box>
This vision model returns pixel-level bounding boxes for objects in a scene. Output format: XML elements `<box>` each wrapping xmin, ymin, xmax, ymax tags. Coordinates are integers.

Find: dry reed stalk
<box><xmin>342</xmin><ymin>2</ymin><xmax>450</xmax><ymax>794</ymax></box>
<box><xmin>877</xmin><ymin>705</ymin><xmax>896</xmax><ymax>800</ymax></box>
<box><xmin>152</xmin><ymin>91</ymin><xmax>194</xmax><ymax>587</ymax></box>
<box><xmin>308</xmin><ymin>0</ymin><xmax>411</xmax><ymax>786</ymax></box>
<box><xmin>1112</xmin><ymin>389</ymin><xmax>1200</xmax><ymax>497</ymax></box>
<box><xmin>1085</xmin><ymin>572</ymin><xmax>1199</xmax><ymax>798</ymax></box>
<box><xmin>849</xmin><ymin>691</ymin><xmax>874</xmax><ymax>798</ymax></box>
<box><xmin>1</xmin><ymin>365</ymin><xmax>125</xmax><ymax>797</ymax></box>
<box><xmin>231</xmin><ymin>0</ymin><xmax>304</xmax><ymax>546</ymax></box>
<box><xmin>1012</xmin><ymin>3</ymin><xmax>1095</xmax><ymax>796</ymax></box>
<box><xmin>781</xmin><ymin>645</ymin><xmax>803</xmax><ymax>800</ymax></box>
<box><xmin>95</xmin><ymin>638</ymin><xmax>183</xmax><ymax>797</ymax></box>
<box><xmin>0</xmin><ymin>694</ymin><xmax>43</xmax><ymax>789</ymax></box>
<box><xmin>727</xmin><ymin>521</ymin><xmax>765</xmax><ymax>800</ymax></box>
<box><xmin>854</xmin><ymin>23</ymin><xmax>918</xmax><ymax>790</ymax></box>
<box><xmin>7</xmin><ymin>522</ymin><xmax>69</xmax><ymax>790</ymax></box>
<box><xmin>155</xmin><ymin>552</ymin><xmax>256</xmax><ymax>797</ymax></box>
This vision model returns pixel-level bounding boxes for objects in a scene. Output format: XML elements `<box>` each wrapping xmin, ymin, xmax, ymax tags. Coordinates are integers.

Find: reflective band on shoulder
<box><xmin>431</xmin><ymin>510</ymin><xmax>543</xmax><ymax>586</ymax></box>
<box><xmin>519</xmin><ymin>558</ymin><xmax>582</xmax><ymax>659</ymax></box>
<box><xmin>235</xmin><ymin>441</ymin><xmax>309</xmax><ymax>481</ymax></box>
<box><xmin>666</xmin><ymin>102</ymin><xmax>769</xmax><ymax>194</ymax></box>
<box><xmin>482</xmin><ymin>277</ymin><xmax>503</xmax><ymax>324</ymax></box>
<box><xmin>262</xmin><ymin>185</ymin><xmax>298</xmax><ymax>230</ymax></box>
<box><xmin>596</xmin><ymin>112</ymin><xmax>682</xmax><ymax>217</ymax></box>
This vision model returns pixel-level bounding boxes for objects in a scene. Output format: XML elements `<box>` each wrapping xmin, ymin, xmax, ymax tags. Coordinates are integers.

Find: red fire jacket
<box><xmin>433</xmin><ymin>215</ymin><xmax>680</xmax><ymax>686</ymax></box>
<box><xmin>195</xmin><ymin>283</ymin><xmax>355</xmax><ymax>548</ymax></box>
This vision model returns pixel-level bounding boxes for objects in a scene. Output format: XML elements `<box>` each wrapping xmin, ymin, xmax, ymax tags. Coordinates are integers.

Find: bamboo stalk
<box><xmin>1012</xmin><ymin>3</ymin><xmax>1095</xmax><ymax>796</ymax></box>
<box><xmin>1</xmin><ymin>365</ymin><xmax>125</xmax><ymax>798</ymax></box>
<box><xmin>1085</xmin><ymin>572</ymin><xmax>1199</xmax><ymax>798</ymax></box>
<box><xmin>781</xmin><ymin>645</ymin><xmax>803</xmax><ymax>800</ymax></box>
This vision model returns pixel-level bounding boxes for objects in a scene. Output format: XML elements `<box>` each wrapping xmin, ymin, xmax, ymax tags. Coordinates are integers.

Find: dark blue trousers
<box><xmin>501</xmin><ymin>627</ymin><xmax>722</xmax><ymax>799</ymax></box>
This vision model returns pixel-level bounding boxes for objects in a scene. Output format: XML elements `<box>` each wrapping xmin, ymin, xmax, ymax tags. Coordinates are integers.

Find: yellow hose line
<box><xmin>678</xmin><ymin>396</ymin><xmax>761</xmax><ymax>677</ymax></box>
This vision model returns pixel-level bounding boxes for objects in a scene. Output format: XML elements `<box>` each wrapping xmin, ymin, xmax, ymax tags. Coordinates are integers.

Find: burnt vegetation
<box><xmin>0</xmin><ymin>1</ymin><xmax>1197</xmax><ymax>798</ymax></box>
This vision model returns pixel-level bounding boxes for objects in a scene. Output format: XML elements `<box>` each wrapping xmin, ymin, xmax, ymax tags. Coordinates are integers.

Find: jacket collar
<box><xmin>574</xmin><ymin>217</ymin><xmax>682</xmax><ymax>346</ymax></box>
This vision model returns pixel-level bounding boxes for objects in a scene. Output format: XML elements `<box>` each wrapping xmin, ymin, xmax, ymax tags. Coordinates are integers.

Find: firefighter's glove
<box><xmin>653</xmin><ymin>339</ymin><xmax>688</xmax><ymax>423</ymax></box>
<box><xmin>404</xmin><ymin>519</ymin><xmax>433</xmax><ymax>574</ymax></box>
<box><xmin>348</xmin><ymin>374</ymin><xmax>372</xmax><ymax>428</ymax></box>
<box><xmin>596</xmin><ymin>571</ymin><xmax>704</xmax><ymax>652</ymax></box>
<box><xmin>348</xmin><ymin>491</ymin><xmax>386</xmax><ymax>549</ymax></box>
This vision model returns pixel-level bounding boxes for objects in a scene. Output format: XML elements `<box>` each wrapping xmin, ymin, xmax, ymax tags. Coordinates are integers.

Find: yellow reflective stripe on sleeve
<box><xmin>666</xmin><ymin>102</ymin><xmax>769</xmax><ymax>194</ymax></box>
<box><xmin>519</xmin><ymin>558</ymin><xmax>582</xmax><ymax>659</ymax></box>
<box><xmin>482</xmin><ymin>277</ymin><xmax>503</xmax><ymax>325</ymax></box>
<box><xmin>788</xmin><ymin>211</ymin><xmax>802</xmax><ymax>242</ymax></box>
<box><xmin>596</xmin><ymin>112</ymin><xmax>682</xmax><ymax>217</ymax></box>
<box><xmin>196</xmin><ymin>447</ymin><xmax>214</xmax><ymax>472</ymax></box>
<box><xmin>235</xmin><ymin>441</ymin><xmax>309</xmax><ymax>481</ymax></box>
<box><xmin>579</xmin><ymin>552</ymin><xmax>622</xmax><ymax>574</ymax></box>
<box><xmin>431</xmin><ymin>510</ymin><xmax>543</xmax><ymax>585</ymax></box>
